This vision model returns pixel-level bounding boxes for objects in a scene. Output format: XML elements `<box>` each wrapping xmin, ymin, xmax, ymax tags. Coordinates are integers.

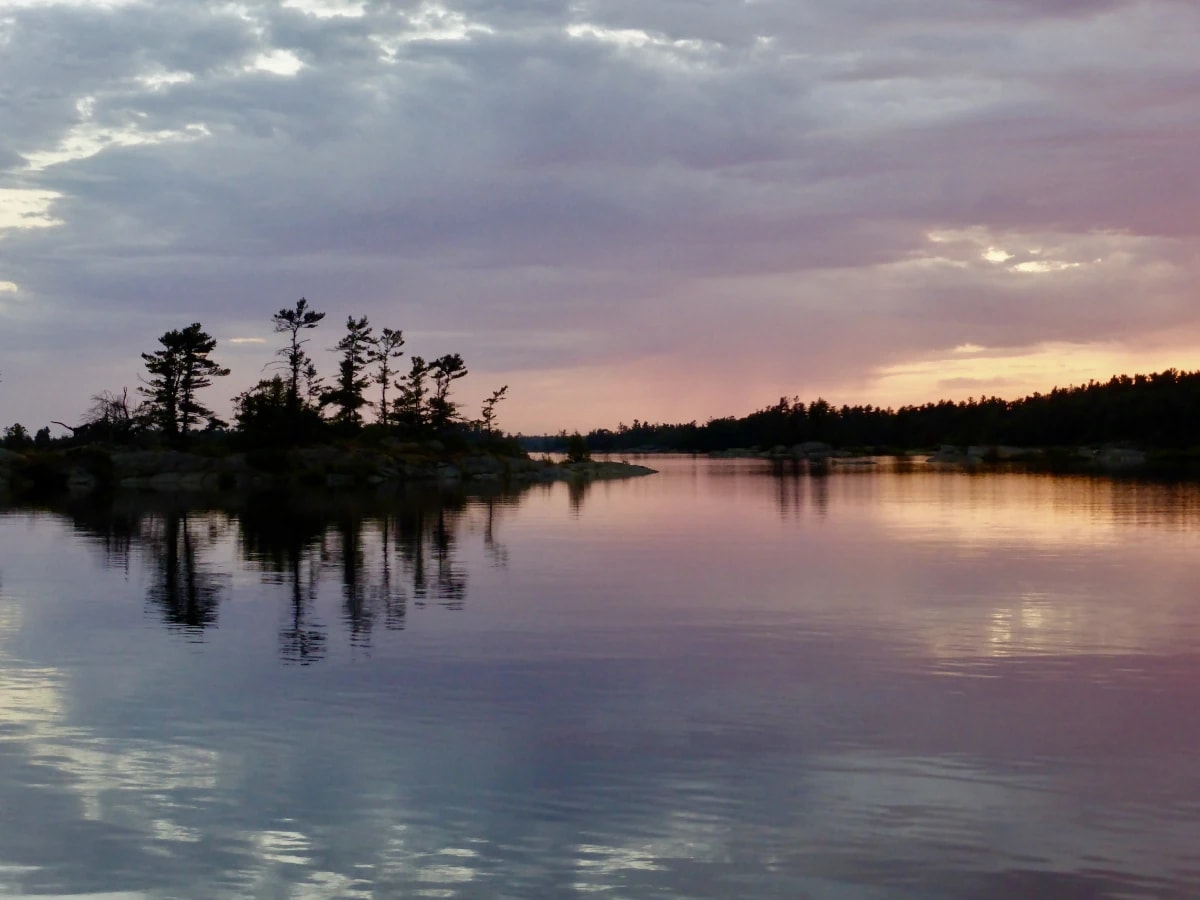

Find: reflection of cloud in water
<box><xmin>254</xmin><ymin>828</ymin><xmax>313</xmax><ymax>866</ymax></box>
<box><xmin>0</xmin><ymin>588</ymin><xmax>229</xmax><ymax>890</ymax></box>
<box><xmin>570</xmin><ymin>805</ymin><xmax>737</xmax><ymax>889</ymax></box>
<box><xmin>0</xmin><ymin>500</ymin><xmax>530</xmax><ymax>895</ymax></box>
<box><xmin>0</xmin><ymin>660</ymin><xmax>63</xmax><ymax>734</ymax></box>
<box><xmin>4</xmin><ymin>469</ymin><xmax>1200</xmax><ymax>896</ymax></box>
<box><xmin>0</xmin><ymin>655</ymin><xmax>220</xmax><ymax>822</ymax></box>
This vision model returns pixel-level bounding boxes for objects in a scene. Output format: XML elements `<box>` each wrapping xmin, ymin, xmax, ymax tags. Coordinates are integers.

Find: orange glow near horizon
<box><xmin>858</xmin><ymin>340</ymin><xmax>1200</xmax><ymax>410</ymax></box>
<box><xmin>498</xmin><ymin>339</ymin><xmax>1200</xmax><ymax>434</ymax></box>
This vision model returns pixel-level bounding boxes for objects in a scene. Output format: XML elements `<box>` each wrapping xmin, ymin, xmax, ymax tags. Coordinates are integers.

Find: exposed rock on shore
<box><xmin>0</xmin><ymin>444</ymin><xmax>657</xmax><ymax>496</ymax></box>
<box><xmin>530</xmin><ymin>460</ymin><xmax>658</xmax><ymax>482</ymax></box>
<box><xmin>925</xmin><ymin>444</ymin><xmax>1151</xmax><ymax>470</ymax></box>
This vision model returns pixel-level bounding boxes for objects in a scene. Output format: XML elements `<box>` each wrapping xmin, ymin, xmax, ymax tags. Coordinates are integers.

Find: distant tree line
<box><xmin>2</xmin><ymin>298</ymin><xmax>509</xmax><ymax>450</ymax></box>
<box><xmin>544</xmin><ymin>369</ymin><xmax>1200</xmax><ymax>455</ymax></box>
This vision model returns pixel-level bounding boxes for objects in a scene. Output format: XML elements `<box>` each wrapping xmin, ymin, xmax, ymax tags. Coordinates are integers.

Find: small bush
<box><xmin>565</xmin><ymin>432</ymin><xmax>591</xmax><ymax>464</ymax></box>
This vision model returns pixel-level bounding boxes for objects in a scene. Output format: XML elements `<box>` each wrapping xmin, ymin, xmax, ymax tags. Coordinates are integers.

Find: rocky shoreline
<box><xmin>0</xmin><ymin>444</ymin><xmax>657</xmax><ymax>498</ymax></box>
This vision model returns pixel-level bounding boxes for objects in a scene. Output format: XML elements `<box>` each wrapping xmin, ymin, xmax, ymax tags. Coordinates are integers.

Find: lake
<box><xmin>2</xmin><ymin>456</ymin><xmax>1199</xmax><ymax>898</ymax></box>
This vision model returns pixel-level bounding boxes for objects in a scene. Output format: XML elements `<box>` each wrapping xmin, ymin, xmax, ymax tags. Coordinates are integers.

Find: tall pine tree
<box><xmin>139</xmin><ymin>323</ymin><xmax>229</xmax><ymax>437</ymax></box>
<box><xmin>322</xmin><ymin>315</ymin><xmax>374</xmax><ymax>429</ymax></box>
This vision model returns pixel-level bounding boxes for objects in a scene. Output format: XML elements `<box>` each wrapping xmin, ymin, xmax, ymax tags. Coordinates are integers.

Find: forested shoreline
<box><xmin>530</xmin><ymin>369</ymin><xmax>1200</xmax><ymax>458</ymax></box>
<box><xmin>5</xmin><ymin>308</ymin><xmax>1200</xmax><ymax>468</ymax></box>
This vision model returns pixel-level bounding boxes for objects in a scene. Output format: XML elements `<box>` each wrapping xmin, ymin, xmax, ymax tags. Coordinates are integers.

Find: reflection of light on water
<box><xmin>416</xmin><ymin>863</ymin><xmax>477</xmax><ymax>883</ymax></box>
<box><xmin>0</xmin><ymin>595</ymin><xmax>72</xmax><ymax>741</ymax></box>
<box><xmin>0</xmin><ymin>664</ymin><xmax>62</xmax><ymax>730</ymax></box>
<box><xmin>256</xmin><ymin>829</ymin><xmax>313</xmax><ymax>866</ymax></box>
<box><xmin>293</xmin><ymin>870</ymin><xmax>371</xmax><ymax>900</ymax></box>
<box><xmin>860</xmin><ymin>475</ymin><xmax>1200</xmax><ymax>661</ymax></box>
<box><xmin>920</xmin><ymin>587</ymin><xmax>1177</xmax><ymax>661</ymax></box>
<box><xmin>22</xmin><ymin>740</ymin><xmax>221</xmax><ymax>822</ymax></box>
<box><xmin>415</xmin><ymin>845</ymin><xmax>482</xmax><ymax>887</ymax></box>
<box><xmin>570</xmin><ymin>802</ymin><xmax>733</xmax><ymax>892</ymax></box>
<box><xmin>575</xmin><ymin>842</ymin><xmax>666</xmax><ymax>876</ymax></box>
<box><xmin>370</xmin><ymin>828</ymin><xmax>486</xmax><ymax>893</ymax></box>
<box><xmin>0</xmin><ymin>865</ymin><xmax>41</xmax><ymax>897</ymax></box>
<box><xmin>0</xmin><ymin>582</ymin><xmax>225</xmax><ymax>876</ymax></box>
<box><xmin>986</xmin><ymin>594</ymin><xmax>1054</xmax><ymax>657</ymax></box>
<box><xmin>237</xmin><ymin>827</ymin><xmax>383</xmax><ymax>897</ymax></box>
<box><xmin>149</xmin><ymin>820</ymin><xmax>202</xmax><ymax>844</ymax></box>
<box><xmin>874</xmin><ymin>473</ymin><xmax>1200</xmax><ymax>550</ymax></box>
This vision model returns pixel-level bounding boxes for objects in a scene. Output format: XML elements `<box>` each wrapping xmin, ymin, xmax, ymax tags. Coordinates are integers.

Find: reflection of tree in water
<box><xmin>769</xmin><ymin>459</ymin><xmax>829</xmax><ymax>518</ymax></box>
<box><xmin>391</xmin><ymin>496</ymin><xmax>469</xmax><ymax>612</ymax></box>
<box><xmin>771</xmin><ymin>459</ymin><xmax>806</xmax><ymax>519</ymax></box>
<box><xmin>47</xmin><ymin>484</ymin><xmax>523</xmax><ymax>662</ymax></box>
<box><xmin>234</xmin><ymin>488</ymin><xmax>499</xmax><ymax>659</ymax></box>
<box><xmin>64</xmin><ymin>498</ymin><xmax>144</xmax><ymax>575</ymax></box>
<box><xmin>142</xmin><ymin>510</ymin><xmax>229</xmax><ymax>633</ymax></box>
<box><xmin>329</xmin><ymin>513</ymin><xmax>394</xmax><ymax>650</ymax></box>
<box><xmin>428</xmin><ymin>505</ymin><xmax>466</xmax><ymax>610</ymax></box>
<box><xmin>567</xmin><ymin>479</ymin><xmax>592</xmax><ymax>517</ymax></box>
<box><xmin>373</xmin><ymin>516</ymin><xmax>408</xmax><ymax>633</ymax></box>
<box><xmin>63</xmin><ymin>499</ymin><xmax>230</xmax><ymax>635</ymax></box>
<box><xmin>480</xmin><ymin>493</ymin><xmax>511</xmax><ymax>567</ymax></box>
<box><xmin>811</xmin><ymin>465</ymin><xmax>830</xmax><ymax>515</ymax></box>
<box><xmin>238</xmin><ymin>498</ymin><xmax>329</xmax><ymax>665</ymax></box>
<box><xmin>335</xmin><ymin>515</ymin><xmax>369</xmax><ymax>646</ymax></box>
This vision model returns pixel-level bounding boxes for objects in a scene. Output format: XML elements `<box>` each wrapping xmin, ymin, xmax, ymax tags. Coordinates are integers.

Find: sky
<box><xmin>2</xmin><ymin>0</ymin><xmax>1199</xmax><ymax>435</ymax></box>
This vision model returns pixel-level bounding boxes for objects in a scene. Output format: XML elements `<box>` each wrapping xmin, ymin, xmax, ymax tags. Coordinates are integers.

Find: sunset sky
<box><xmin>2</xmin><ymin>0</ymin><xmax>1199</xmax><ymax>434</ymax></box>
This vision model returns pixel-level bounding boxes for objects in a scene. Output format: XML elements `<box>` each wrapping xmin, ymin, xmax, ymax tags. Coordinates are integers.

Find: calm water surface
<box><xmin>2</xmin><ymin>457</ymin><xmax>1199</xmax><ymax>898</ymax></box>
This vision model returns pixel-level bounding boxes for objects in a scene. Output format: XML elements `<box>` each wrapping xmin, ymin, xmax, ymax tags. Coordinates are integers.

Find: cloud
<box><xmin>0</xmin><ymin>190</ymin><xmax>64</xmax><ymax>231</ymax></box>
<box><xmin>2</xmin><ymin>0</ymin><xmax>1200</xmax><ymax>430</ymax></box>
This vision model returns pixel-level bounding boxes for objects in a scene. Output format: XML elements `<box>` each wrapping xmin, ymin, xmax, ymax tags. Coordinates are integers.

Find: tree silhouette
<box><xmin>427</xmin><ymin>353</ymin><xmax>468</xmax><ymax>432</ymax></box>
<box><xmin>86</xmin><ymin>388</ymin><xmax>135</xmax><ymax>441</ymax></box>
<box><xmin>481</xmin><ymin>385</ymin><xmax>508</xmax><ymax>436</ymax></box>
<box><xmin>52</xmin><ymin>388</ymin><xmax>137</xmax><ymax>444</ymax></box>
<box><xmin>234</xmin><ymin>374</ymin><xmax>323</xmax><ymax>444</ymax></box>
<box><xmin>272</xmin><ymin>298</ymin><xmax>325</xmax><ymax>415</ymax></box>
<box><xmin>322</xmin><ymin>315</ymin><xmax>374</xmax><ymax>430</ymax></box>
<box><xmin>139</xmin><ymin>324</ymin><xmax>229</xmax><ymax>438</ymax></box>
<box><xmin>565</xmin><ymin>431</ymin><xmax>590</xmax><ymax>463</ymax></box>
<box><xmin>367</xmin><ymin>327</ymin><xmax>405</xmax><ymax>428</ymax></box>
<box><xmin>569</xmin><ymin>368</ymin><xmax>1200</xmax><ymax>454</ymax></box>
<box><xmin>395</xmin><ymin>355</ymin><xmax>430</xmax><ymax>431</ymax></box>
<box><xmin>2</xmin><ymin>423</ymin><xmax>32</xmax><ymax>450</ymax></box>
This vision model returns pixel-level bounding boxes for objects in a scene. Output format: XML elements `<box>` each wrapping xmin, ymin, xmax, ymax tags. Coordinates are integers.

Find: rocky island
<box><xmin>0</xmin><ymin>443</ymin><xmax>656</xmax><ymax>499</ymax></box>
